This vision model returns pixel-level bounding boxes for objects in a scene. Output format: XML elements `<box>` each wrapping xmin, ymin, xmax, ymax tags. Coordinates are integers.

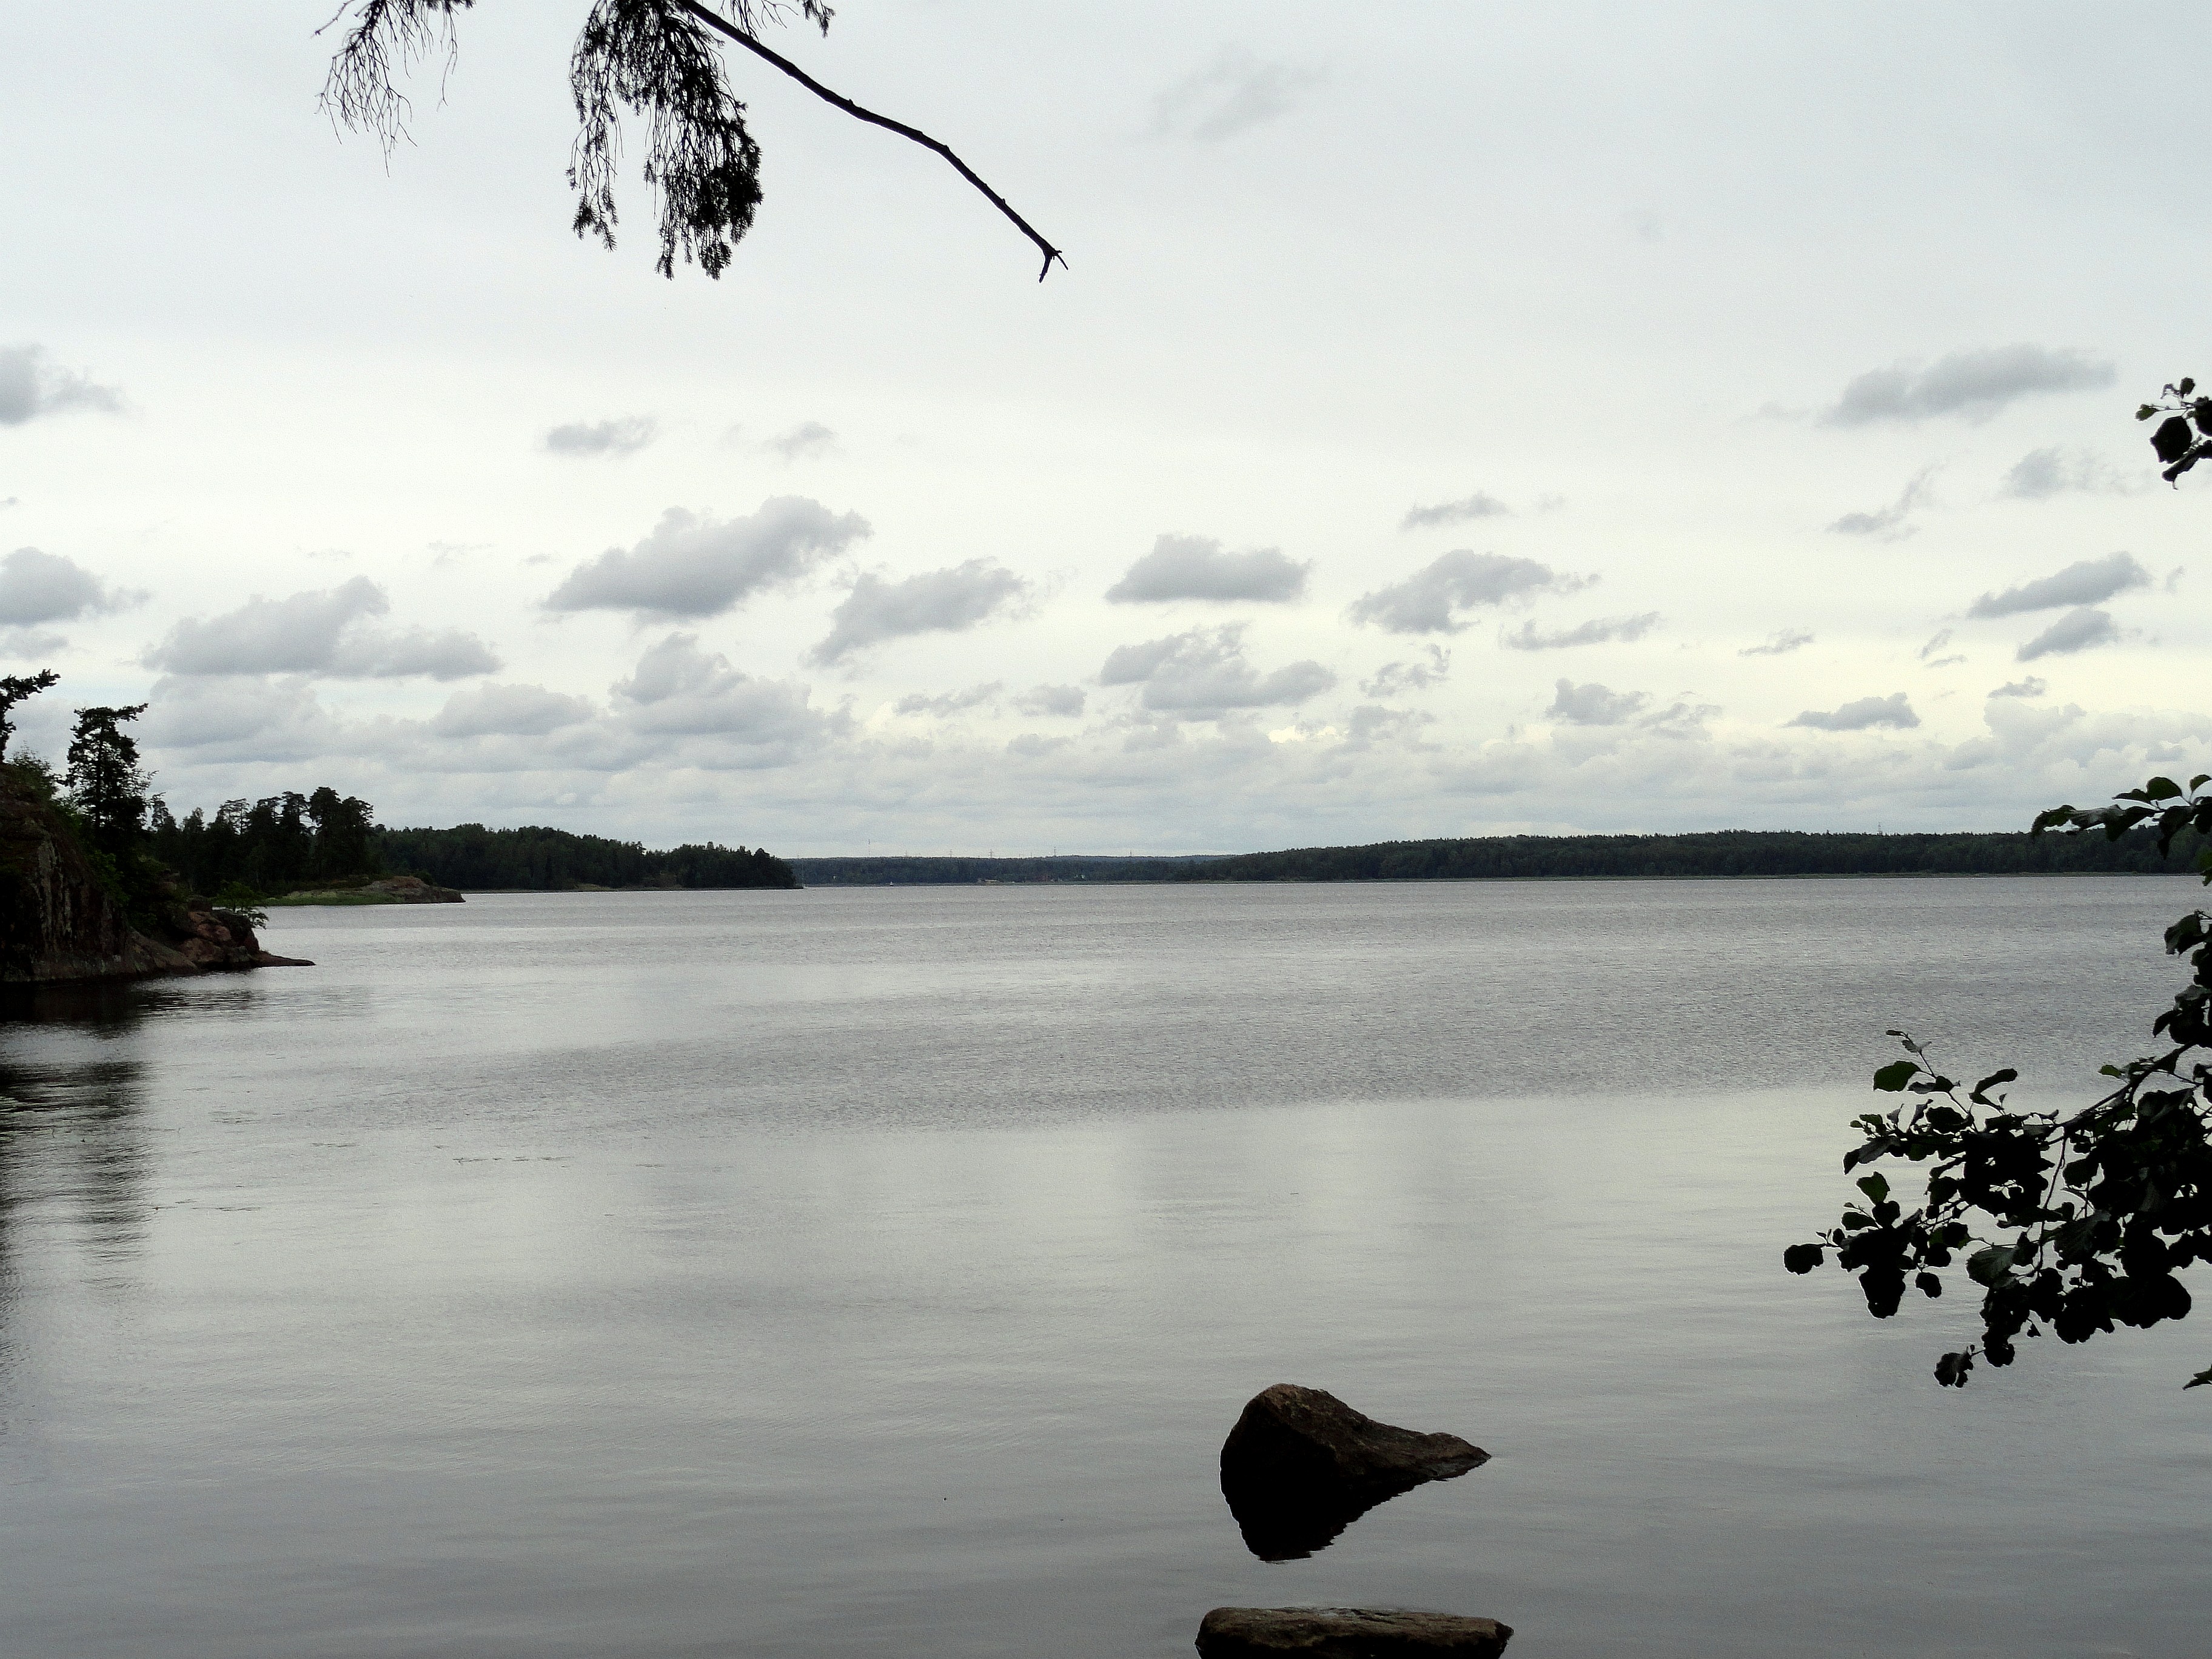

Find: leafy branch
<box><xmin>1787</xmin><ymin>774</ymin><xmax>2212</xmax><ymax>1390</ymax></box>
<box><xmin>320</xmin><ymin>1</ymin><xmax>1062</xmax><ymax>280</ymax></box>
<box><xmin>2135</xmin><ymin>375</ymin><xmax>2212</xmax><ymax>484</ymax></box>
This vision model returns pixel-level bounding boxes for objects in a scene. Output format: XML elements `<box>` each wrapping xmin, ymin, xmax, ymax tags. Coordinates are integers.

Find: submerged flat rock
<box><xmin>1196</xmin><ymin>1606</ymin><xmax>1513</xmax><ymax>1657</ymax></box>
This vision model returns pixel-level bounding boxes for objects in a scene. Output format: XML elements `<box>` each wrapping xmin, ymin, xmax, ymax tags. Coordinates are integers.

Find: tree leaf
<box><xmin>1783</xmin><ymin>1243</ymin><xmax>1825</xmax><ymax>1275</ymax></box>
<box><xmin>2186</xmin><ymin>1367</ymin><xmax>2212</xmax><ymax>1390</ymax></box>
<box><xmin>1874</xmin><ymin>1061</ymin><xmax>1919</xmax><ymax>1092</ymax></box>
<box><xmin>1857</xmin><ymin>1173</ymin><xmax>1892</xmax><ymax>1204</ymax></box>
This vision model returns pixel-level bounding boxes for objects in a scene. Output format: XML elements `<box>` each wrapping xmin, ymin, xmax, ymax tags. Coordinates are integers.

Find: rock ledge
<box><xmin>1197</xmin><ymin>1606</ymin><xmax>1512</xmax><ymax>1657</ymax></box>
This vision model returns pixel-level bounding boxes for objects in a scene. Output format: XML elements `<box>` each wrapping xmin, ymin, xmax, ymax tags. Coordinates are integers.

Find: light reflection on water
<box><xmin>0</xmin><ymin>879</ymin><xmax>2206</xmax><ymax>1658</ymax></box>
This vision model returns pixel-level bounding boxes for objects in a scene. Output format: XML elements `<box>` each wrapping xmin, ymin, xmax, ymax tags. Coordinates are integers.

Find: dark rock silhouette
<box><xmin>1196</xmin><ymin>1606</ymin><xmax>1512</xmax><ymax>1657</ymax></box>
<box><xmin>1219</xmin><ymin>1384</ymin><xmax>1489</xmax><ymax>1561</ymax></box>
<box><xmin>1</xmin><ymin>774</ymin><xmax>310</xmax><ymax>982</ymax></box>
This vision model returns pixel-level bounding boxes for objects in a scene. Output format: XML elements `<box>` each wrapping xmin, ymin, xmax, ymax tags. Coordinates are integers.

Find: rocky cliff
<box><xmin>0</xmin><ymin>773</ymin><xmax>310</xmax><ymax>984</ymax></box>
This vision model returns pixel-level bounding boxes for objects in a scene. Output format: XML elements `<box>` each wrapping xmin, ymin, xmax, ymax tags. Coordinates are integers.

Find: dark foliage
<box><xmin>318</xmin><ymin>1</ymin><xmax>1059</xmax><ymax>280</ymax></box>
<box><xmin>64</xmin><ymin>704</ymin><xmax>152</xmax><ymax>859</ymax></box>
<box><xmin>150</xmin><ymin>788</ymin><xmax>383</xmax><ymax>896</ymax></box>
<box><xmin>376</xmin><ymin>822</ymin><xmax>797</xmax><ymax>890</ymax></box>
<box><xmin>1788</xmin><ymin>774</ymin><xmax>2212</xmax><ymax>1390</ymax></box>
<box><xmin>0</xmin><ymin>669</ymin><xmax>59</xmax><ymax>762</ymax></box>
<box><xmin>2135</xmin><ymin>376</ymin><xmax>2212</xmax><ymax>483</ymax></box>
<box><xmin>1164</xmin><ymin>829</ymin><xmax>2204</xmax><ymax>884</ymax></box>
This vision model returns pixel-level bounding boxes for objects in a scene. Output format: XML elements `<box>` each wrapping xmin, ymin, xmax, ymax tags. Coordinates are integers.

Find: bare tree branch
<box><xmin>672</xmin><ymin>0</ymin><xmax>1066</xmax><ymax>281</ymax></box>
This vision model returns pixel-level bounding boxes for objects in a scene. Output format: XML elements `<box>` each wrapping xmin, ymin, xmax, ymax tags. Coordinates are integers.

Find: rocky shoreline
<box><xmin>1</xmin><ymin>775</ymin><xmax>310</xmax><ymax>984</ymax></box>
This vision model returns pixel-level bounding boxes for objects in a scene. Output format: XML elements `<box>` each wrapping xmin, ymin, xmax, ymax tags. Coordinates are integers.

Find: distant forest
<box><xmin>795</xmin><ymin>828</ymin><xmax>2205</xmax><ymax>886</ymax></box>
<box><xmin>378</xmin><ymin>823</ymin><xmax>796</xmax><ymax>892</ymax></box>
<box><xmin>1170</xmin><ymin>829</ymin><xmax>2208</xmax><ymax>883</ymax></box>
<box><xmin>150</xmin><ymin>791</ymin><xmax>796</xmax><ymax>894</ymax></box>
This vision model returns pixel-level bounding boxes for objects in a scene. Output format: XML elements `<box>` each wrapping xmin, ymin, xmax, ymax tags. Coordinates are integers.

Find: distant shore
<box><xmin>792</xmin><ymin>827</ymin><xmax>2205</xmax><ymax>888</ymax></box>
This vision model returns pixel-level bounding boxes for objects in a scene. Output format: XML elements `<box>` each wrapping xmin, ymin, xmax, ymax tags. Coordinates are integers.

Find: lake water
<box><xmin>1</xmin><ymin>878</ymin><xmax>2207</xmax><ymax>1658</ymax></box>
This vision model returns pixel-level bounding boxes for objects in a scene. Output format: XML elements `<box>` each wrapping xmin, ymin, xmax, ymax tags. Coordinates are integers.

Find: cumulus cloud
<box><xmin>1105</xmin><ymin>534</ymin><xmax>1310</xmax><ymax>604</ymax></box>
<box><xmin>1349</xmin><ymin>551</ymin><xmax>1586</xmax><ymax>635</ymax></box>
<box><xmin>766</xmin><ymin>421</ymin><xmax>837</xmax><ymax>461</ymax></box>
<box><xmin>148</xmin><ymin>577</ymin><xmax>499</xmax><ymax>680</ymax></box>
<box><xmin>1999</xmin><ymin>447</ymin><xmax>2133</xmax><ymax>500</ymax></box>
<box><xmin>0</xmin><ymin>546</ymin><xmax>138</xmax><ymax>626</ymax></box>
<box><xmin>0</xmin><ymin>626</ymin><xmax>67</xmax><ymax>660</ymax></box>
<box><xmin>1150</xmin><ymin>47</ymin><xmax>1321</xmax><ymax>141</ymax></box>
<box><xmin>611</xmin><ymin>634</ymin><xmax>836</xmax><ymax>749</ymax></box>
<box><xmin>1968</xmin><ymin>552</ymin><xmax>2149</xmax><ymax>619</ymax></box>
<box><xmin>1547</xmin><ymin>680</ymin><xmax>1648</xmax><ymax>726</ymax></box>
<box><xmin>1501</xmin><ymin>611</ymin><xmax>1660</xmax><ymax>651</ymax></box>
<box><xmin>1016</xmin><ymin>683</ymin><xmax>1086</xmax><ymax>717</ymax></box>
<box><xmin>1991</xmin><ymin>677</ymin><xmax>2048</xmax><ymax>699</ymax></box>
<box><xmin>809</xmin><ymin>559</ymin><xmax>1028</xmax><ymax>666</ymax></box>
<box><xmin>432</xmin><ymin>683</ymin><xmax>595</xmax><ymax>738</ymax></box>
<box><xmin>1401</xmin><ymin>494</ymin><xmax>1512</xmax><ymax>531</ymax></box>
<box><xmin>0</xmin><ymin>344</ymin><xmax>124</xmax><ymax>426</ymax></box>
<box><xmin>1741</xmin><ymin>629</ymin><xmax>1813</xmax><ymax>657</ymax></box>
<box><xmin>1789</xmin><ymin>693</ymin><xmax>1919</xmax><ymax>731</ymax></box>
<box><xmin>1820</xmin><ymin>346</ymin><xmax>2114</xmax><ymax>426</ymax></box>
<box><xmin>1361</xmin><ymin>645</ymin><xmax>1450</xmax><ymax>698</ymax></box>
<box><xmin>894</xmin><ymin>683</ymin><xmax>1004</xmax><ymax>717</ymax></box>
<box><xmin>541</xmin><ymin>416</ymin><xmax>657</xmax><ymax>458</ymax></box>
<box><xmin>2017</xmin><ymin>607</ymin><xmax>2120</xmax><ymax>662</ymax></box>
<box><xmin>546</xmin><ymin>498</ymin><xmax>870</xmax><ymax>621</ymax></box>
<box><xmin>1099</xmin><ymin>624</ymin><xmax>1333</xmax><ymax>717</ymax></box>
<box><xmin>139</xmin><ymin>675</ymin><xmax>344</xmax><ymax>760</ymax></box>
<box><xmin>1828</xmin><ymin>467</ymin><xmax>1936</xmax><ymax>540</ymax></box>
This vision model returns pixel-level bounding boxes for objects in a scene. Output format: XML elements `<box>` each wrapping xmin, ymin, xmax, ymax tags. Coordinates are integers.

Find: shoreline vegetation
<box><xmin>791</xmin><ymin>827</ymin><xmax>2208</xmax><ymax>887</ymax></box>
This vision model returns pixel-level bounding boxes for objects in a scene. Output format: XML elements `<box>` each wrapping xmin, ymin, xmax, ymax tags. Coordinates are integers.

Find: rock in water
<box><xmin>1196</xmin><ymin>1606</ymin><xmax>1512</xmax><ymax>1657</ymax></box>
<box><xmin>1219</xmin><ymin>1384</ymin><xmax>1489</xmax><ymax>1560</ymax></box>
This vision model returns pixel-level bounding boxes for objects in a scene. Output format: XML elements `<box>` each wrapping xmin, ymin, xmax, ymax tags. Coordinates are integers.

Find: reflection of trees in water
<box><xmin>0</xmin><ymin>984</ymin><xmax>154</xmax><ymax>1392</ymax></box>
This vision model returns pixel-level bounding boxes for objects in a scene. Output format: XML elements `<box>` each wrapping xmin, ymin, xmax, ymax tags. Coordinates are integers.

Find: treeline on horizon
<box><xmin>794</xmin><ymin>828</ymin><xmax>2207</xmax><ymax>886</ymax></box>
<box><xmin>149</xmin><ymin>791</ymin><xmax>796</xmax><ymax>894</ymax></box>
<box><xmin>378</xmin><ymin>823</ymin><xmax>796</xmax><ymax>892</ymax></box>
<box><xmin>1178</xmin><ymin>828</ymin><xmax>2210</xmax><ymax>882</ymax></box>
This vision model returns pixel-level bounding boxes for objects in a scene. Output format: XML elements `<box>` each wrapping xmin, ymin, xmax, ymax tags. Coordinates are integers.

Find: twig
<box><xmin>672</xmin><ymin>0</ymin><xmax>1065</xmax><ymax>281</ymax></box>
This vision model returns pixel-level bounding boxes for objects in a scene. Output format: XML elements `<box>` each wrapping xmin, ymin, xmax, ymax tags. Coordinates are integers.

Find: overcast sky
<box><xmin>5</xmin><ymin>1</ymin><xmax>2210</xmax><ymax>853</ymax></box>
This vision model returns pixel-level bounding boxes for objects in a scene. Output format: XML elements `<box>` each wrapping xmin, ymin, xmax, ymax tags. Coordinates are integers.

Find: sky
<box><xmin>4</xmin><ymin>1</ymin><xmax>2210</xmax><ymax>855</ymax></box>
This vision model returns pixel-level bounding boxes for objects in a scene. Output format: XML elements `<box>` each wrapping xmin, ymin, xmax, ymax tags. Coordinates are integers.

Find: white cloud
<box><xmin>765</xmin><ymin>421</ymin><xmax>837</xmax><ymax>461</ymax></box>
<box><xmin>147</xmin><ymin>577</ymin><xmax>498</xmax><ymax>680</ymax></box>
<box><xmin>611</xmin><ymin>634</ymin><xmax>838</xmax><ymax>751</ymax></box>
<box><xmin>1401</xmin><ymin>494</ymin><xmax>1512</xmax><ymax>531</ymax></box>
<box><xmin>1349</xmin><ymin>551</ymin><xmax>1587</xmax><ymax>635</ymax></box>
<box><xmin>1968</xmin><ymin>553</ymin><xmax>2149</xmax><ymax>618</ymax></box>
<box><xmin>1999</xmin><ymin>447</ymin><xmax>2133</xmax><ymax>500</ymax></box>
<box><xmin>0</xmin><ymin>344</ymin><xmax>123</xmax><ymax>426</ymax></box>
<box><xmin>1740</xmin><ymin>629</ymin><xmax>1814</xmax><ymax>657</ymax></box>
<box><xmin>546</xmin><ymin>498</ymin><xmax>870</xmax><ymax>621</ymax></box>
<box><xmin>1099</xmin><ymin>624</ymin><xmax>1333</xmax><ymax>717</ymax></box>
<box><xmin>809</xmin><ymin>559</ymin><xmax>1028</xmax><ymax>666</ymax></box>
<box><xmin>1015</xmin><ymin>683</ymin><xmax>1086</xmax><ymax>717</ymax></box>
<box><xmin>1820</xmin><ymin>346</ymin><xmax>2114</xmax><ymax>426</ymax></box>
<box><xmin>433</xmin><ymin>683</ymin><xmax>596</xmax><ymax>737</ymax></box>
<box><xmin>2017</xmin><ymin>606</ymin><xmax>2120</xmax><ymax>662</ymax></box>
<box><xmin>0</xmin><ymin>546</ymin><xmax>139</xmax><ymax>626</ymax></box>
<box><xmin>1361</xmin><ymin>645</ymin><xmax>1450</xmax><ymax>697</ymax></box>
<box><xmin>1789</xmin><ymin>693</ymin><xmax>1919</xmax><ymax>731</ymax></box>
<box><xmin>541</xmin><ymin>416</ymin><xmax>657</xmax><ymax>457</ymax></box>
<box><xmin>894</xmin><ymin>682</ymin><xmax>1003</xmax><ymax>717</ymax></box>
<box><xmin>1105</xmin><ymin>534</ymin><xmax>1310</xmax><ymax>603</ymax></box>
<box><xmin>1501</xmin><ymin>611</ymin><xmax>1660</xmax><ymax>651</ymax></box>
<box><xmin>1828</xmin><ymin>467</ymin><xmax>1936</xmax><ymax>540</ymax></box>
<box><xmin>1990</xmin><ymin>677</ymin><xmax>2047</xmax><ymax>699</ymax></box>
<box><xmin>1547</xmin><ymin>680</ymin><xmax>1648</xmax><ymax>726</ymax></box>
<box><xmin>1150</xmin><ymin>47</ymin><xmax>1321</xmax><ymax>142</ymax></box>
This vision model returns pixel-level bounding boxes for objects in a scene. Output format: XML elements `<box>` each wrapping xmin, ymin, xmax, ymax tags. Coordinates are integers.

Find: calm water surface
<box><xmin>1</xmin><ymin>879</ymin><xmax>2207</xmax><ymax>1658</ymax></box>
